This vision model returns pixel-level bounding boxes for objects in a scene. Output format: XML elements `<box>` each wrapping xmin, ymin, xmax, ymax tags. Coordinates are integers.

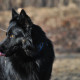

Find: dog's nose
<box><xmin>0</xmin><ymin>45</ymin><xmax>4</xmax><ymax>53</ymax></box>
<box><xmin>0</xmin><ymin>45</ymin><xmax>6</xmax><ymax>56</ymax></box>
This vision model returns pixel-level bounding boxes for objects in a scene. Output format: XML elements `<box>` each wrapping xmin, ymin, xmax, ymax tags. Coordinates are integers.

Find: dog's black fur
<box><xmin>0</xmin><ymin>9</ymin><xmax>55</xmax><ymax>80</ymax></box>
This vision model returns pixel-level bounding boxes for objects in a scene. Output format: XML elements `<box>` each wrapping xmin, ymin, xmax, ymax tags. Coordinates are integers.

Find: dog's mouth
<box><xmin>0</xmin><ymin>46</ymin><xmax>19</xmax><ymax>57</ymax></box>
<box><xmin>0</xmin><ymin>52</ymin><xmax>5</xmax><ymax>56</ymax></box>
<box><xmin>0</xmin><ymin>50</ymin><xmax>12</xmax><ymax>57</ymax></box>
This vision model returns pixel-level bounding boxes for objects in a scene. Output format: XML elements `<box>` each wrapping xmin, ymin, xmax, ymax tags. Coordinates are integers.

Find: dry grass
<box><xmin>51</xmin><ymin>54</ymin><xmax>80</xmax><ymax>80</ymax></box>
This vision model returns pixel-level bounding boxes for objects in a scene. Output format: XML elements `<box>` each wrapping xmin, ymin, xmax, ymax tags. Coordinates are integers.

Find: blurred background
<box><xmin>0</xmin><ymin>0</ymin><xmax>80</xmax><ymax>80</ymax></box>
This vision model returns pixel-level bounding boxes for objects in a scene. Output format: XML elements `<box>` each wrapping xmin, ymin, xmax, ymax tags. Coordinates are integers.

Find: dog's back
<box><xmin>0</xmin><ymin>9</ymin><xmax>55</xmax><ymax>80</ymax></box>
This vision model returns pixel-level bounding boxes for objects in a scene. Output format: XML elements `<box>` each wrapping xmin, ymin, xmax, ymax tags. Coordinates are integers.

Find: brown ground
<box><xmin>52</xmin><ymin>54</ymin><xmax>80</xmax><ymax>80</ymax></box>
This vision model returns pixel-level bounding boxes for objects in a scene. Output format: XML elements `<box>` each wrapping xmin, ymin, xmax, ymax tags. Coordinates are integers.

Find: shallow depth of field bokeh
<box><xmin>0</xmin><ymin>0</ymin><xmax>80</xmax><ymax>80</ymax></box>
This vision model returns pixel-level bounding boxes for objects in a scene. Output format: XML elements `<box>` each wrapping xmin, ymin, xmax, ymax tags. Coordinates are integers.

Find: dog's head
<box><xmin>0</xmin><ymin>9</ymin><xmax>37</xmax><ymax>57</ymax></box>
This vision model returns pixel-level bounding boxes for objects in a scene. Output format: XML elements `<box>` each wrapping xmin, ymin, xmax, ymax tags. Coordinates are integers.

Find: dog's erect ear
<box><xmin>20</xmin><ymin>9</ymin><xmax>33</xmax><ymax>25</ymax></box>
<box><xmin>19</xmin><ymin>9</ymin><xmax>26</xmax><ymax>23</ymax></box>
<box><xmin>12</xmin><ymin>9</ymin><xmax>18</xmax><ymax>19</ymax></box>
<box><xmin>20</xmin><ymin>9</ymin><xmax>26</xmax><ymax>18</ymax></box>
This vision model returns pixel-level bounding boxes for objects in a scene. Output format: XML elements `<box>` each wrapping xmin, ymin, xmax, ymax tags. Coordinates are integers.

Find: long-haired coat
<box><xmin>0</xmin><ymin>9</ymin><xmax>55</xmax><ymax>80</ymax></box>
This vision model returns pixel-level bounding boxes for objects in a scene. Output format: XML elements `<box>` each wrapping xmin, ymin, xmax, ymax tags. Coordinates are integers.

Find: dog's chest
<box><xmin>2</xmin><ymin>57</ymin><xmax>39</xmax><ymax>80</ymax></box>
<box><xmin>1</xmin><ymin>58</ymin><xmax>21</xmax><ymax>80</ymax></box>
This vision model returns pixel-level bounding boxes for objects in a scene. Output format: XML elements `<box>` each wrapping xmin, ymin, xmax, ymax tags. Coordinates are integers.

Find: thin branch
<box><xmin>0</xmin><ymin>28</ymin><xmax>7</xmax><ymax>32</ymax></box>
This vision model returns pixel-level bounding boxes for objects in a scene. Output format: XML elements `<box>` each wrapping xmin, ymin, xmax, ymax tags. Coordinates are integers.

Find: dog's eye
<box><xmin>10</xmin><ymin>35</ymin><xmax>14</xmax><ymax>38</ymax></box>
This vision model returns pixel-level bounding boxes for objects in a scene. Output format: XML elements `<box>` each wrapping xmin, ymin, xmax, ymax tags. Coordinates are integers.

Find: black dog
<box><xmin>0</xmin><ymin>9</ymin><xmax>55</xmax><ymax>80</ymax></box>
